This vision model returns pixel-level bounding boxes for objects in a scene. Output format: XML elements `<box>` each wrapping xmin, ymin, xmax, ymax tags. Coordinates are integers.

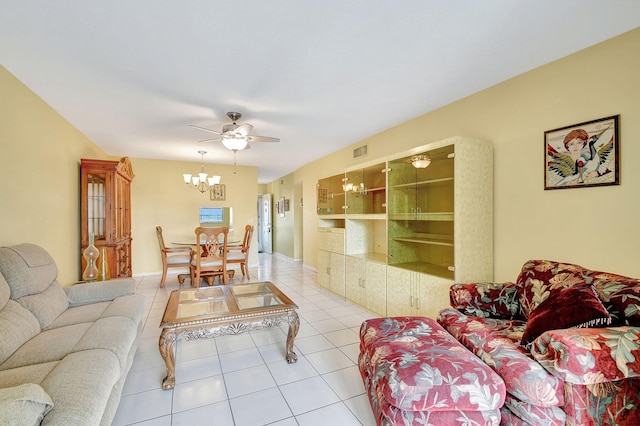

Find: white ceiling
<box><xmin>2</xmin><ymin>1</ymin><xmax>639</xmax><ymax>183</ymax></box>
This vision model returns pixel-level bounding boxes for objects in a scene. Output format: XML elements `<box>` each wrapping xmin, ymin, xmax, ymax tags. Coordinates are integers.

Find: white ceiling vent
<box><xmin>353</xmin><ymin>145</ymin><xmax>368</xmax><ymax>159</ymax></box>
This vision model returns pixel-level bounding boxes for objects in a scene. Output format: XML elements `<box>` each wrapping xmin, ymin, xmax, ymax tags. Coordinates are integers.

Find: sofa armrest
<box><xmin>531</xmin><ymin>326</ymin><xmax>640</xmax><ymax>384</ymax></box>
<box><xmin>449</xmin><ymin>281</ymin><xmax>520</xmax><ymax>319</ymax></box>
<box><xmin>65</xmin><ymin>278</ymin><xmax>135</xmax><ymax>307</ymax></box>
<box><xmin>0</xmin><ymin>383</ymin><xmax>54</xmax><ymax>426</ymax></box>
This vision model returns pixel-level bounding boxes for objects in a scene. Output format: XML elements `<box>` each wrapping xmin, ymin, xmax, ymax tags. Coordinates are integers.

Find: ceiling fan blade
<box><xmin>235</xmin><ymin>123</ymin><xmax>253</xmax><ymax>136</ymax></box>
<box><xmin>189</xmin><ymin>124</ymin><xmax>222</xmax><ymax>135</ymax></box>
<box><xmin>247</xmin><ymin>135</ymin><xmax>280</xmax><ymax>143</ymax></box>
<box><xmin>198</xmin><ymin>137</ymin><xmax>223</xmax><ymax>143</ymax></box>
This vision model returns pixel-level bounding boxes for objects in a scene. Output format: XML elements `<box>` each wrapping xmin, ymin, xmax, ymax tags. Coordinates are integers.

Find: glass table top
<box><xmin>162</xmin><ymin>281</ymin><xmax>296</xmax><ymax>324</ymax></box>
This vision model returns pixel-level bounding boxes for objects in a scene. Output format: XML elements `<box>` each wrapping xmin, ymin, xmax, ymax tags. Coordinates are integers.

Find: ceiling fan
<box><xmin>189</xmin><ymin>112</ymin><xmax>280</xmax><ymax>151</ymax></box>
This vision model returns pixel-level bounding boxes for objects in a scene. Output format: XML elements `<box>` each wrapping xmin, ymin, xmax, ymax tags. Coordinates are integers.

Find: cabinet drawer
<box><xmin>317</xmin><ymin>228</ymin><xmax>345</xmax><ymax>254</ymax></box>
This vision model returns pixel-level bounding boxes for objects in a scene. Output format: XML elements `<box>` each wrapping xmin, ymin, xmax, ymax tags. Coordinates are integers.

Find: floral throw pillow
<box><xmin>521</xmin><ymin>284</ymin><xmax>611</xmax><ymax>348</ymax></box>
<box><xmin>517</xmin><ymin>259</ymin><xmax>587</xmax><ymax>319</ymax></box>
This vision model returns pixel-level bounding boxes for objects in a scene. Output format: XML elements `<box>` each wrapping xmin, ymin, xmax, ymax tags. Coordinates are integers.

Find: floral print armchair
<box><xmin>439</xmin><ymin>259</ymin><xmax>640</xmax><ymax>425</ymax></box>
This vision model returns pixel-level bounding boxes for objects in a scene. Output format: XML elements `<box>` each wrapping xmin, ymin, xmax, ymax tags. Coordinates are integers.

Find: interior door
<box><xmin>259</xmin><ymin>194</ymin><xmax>273</xmax><ymax>253</ymax></box>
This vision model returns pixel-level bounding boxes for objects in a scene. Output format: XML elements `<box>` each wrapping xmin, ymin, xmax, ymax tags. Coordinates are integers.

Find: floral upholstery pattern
<box><xmin>359</xmin><ymin>317</ymin><xmax>505</xmax><ymax>426</ymax></box>
<box><xmin>442</xmin><ymin>260</ymin><xmax>640</xmax><ymax>425</ymax></box>
<box><xmin>438</xmin><ymin>309</ymin><xmax>565</xmax><ymax>408</ymax></box>
<box><xmin>449</xmin><ymin>282</ymin><xmax>520</xmax><ymax>319</ymax></box>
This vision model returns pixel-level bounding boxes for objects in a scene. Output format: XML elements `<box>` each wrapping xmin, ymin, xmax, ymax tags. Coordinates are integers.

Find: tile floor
<box><xmin>112</xmin><ymin>254</ymin><xmax>377</xmax><ymax>426</ymax></box>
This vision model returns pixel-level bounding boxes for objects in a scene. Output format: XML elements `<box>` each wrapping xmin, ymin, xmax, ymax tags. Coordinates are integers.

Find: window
<box><xmin>199</xmin><ymin>207</ymin><xmax>232</xmax><ymax>228</ymax></box>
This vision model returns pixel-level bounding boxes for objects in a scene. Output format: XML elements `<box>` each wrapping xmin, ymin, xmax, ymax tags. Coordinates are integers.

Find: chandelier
<box><xmin>411</xmin><ymin>154</ymin><xmax>431</xmax><ymax>169</ymax></box>
<box><xmin>182</xmin><ymin>150</ymin><xmax>221</xmax><ymax>193</ymax></box>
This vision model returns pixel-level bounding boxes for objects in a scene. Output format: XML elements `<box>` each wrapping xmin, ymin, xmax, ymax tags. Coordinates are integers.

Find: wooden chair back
<box><xmin>192</xmin><ymin>226</ymin><xmax>229</xmax><ymax>286</ymax></box>
<box><xmin>227</xmin><ymin>224</ymin><xmax>253</xmax><ymax>277</ymax></box>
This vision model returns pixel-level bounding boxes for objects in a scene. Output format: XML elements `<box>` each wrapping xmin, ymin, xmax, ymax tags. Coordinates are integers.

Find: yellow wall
<box><xmin>271</xmin><ymin>174</ymin><xmax>297</xmax><ymax>259</ymax></box>
<box><xmin>0</xmin><ymin>65</ymin><xmax>106</xmax><ymax>284</ymax></box>
<box><xmin>130</xmin><ymin>158</ymin><xmax>258</xmax><ymax>275</ymax></box>
<box><xmin>293</xmin><ymin>28</ymin><xmax>640</xmax><ymax>281</ymax></box>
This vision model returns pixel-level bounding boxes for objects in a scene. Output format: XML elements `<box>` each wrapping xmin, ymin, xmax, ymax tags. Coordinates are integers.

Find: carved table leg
<box><xmin>285</xmin><ymin>310</ymin><xmax>300</xmax><ymax>363</ymax></box>
<box><xmin>159</xmin><ymin>328</ymin><xmax>177</xmax><ymax>390</ymax></box>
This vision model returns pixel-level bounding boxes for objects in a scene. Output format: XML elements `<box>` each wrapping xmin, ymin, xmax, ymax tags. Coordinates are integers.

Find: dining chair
<box><xmin>155</xmin><ymin>226</ymin><xmax>192</xmax><ymax>288</ymax></box>
<box><xmin>190</xmin><ymin>226</ymin><xmax>229</xmax><ymax>286</ymax></box>
<box><xmin>226</xmin><ymin>224</ymin><xmax>254</xmax><ymax>277</ymax></box>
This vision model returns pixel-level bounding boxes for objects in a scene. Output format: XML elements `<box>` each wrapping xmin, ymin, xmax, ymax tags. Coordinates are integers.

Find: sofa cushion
<box><xmin>521</xmin><ymin>284</ymin><xmax>611</xmax><ymax>348</ymax></box>
<box><xmin>15</xmin><ymin>281</ymin><xmax>69</xmax><ymax>329</ymax></box>
<box><xmin>0</xmin><ymin>271</ymin><xmax>9</xmax><ymax>309</ymax></box>
<box><xmin>40</xmin><ymin>349</ymin><xmax>121</xmax><ymax>426</ymax></box>
<box><xmin>450</xmin><ymin>281</ymin><xmax>520</xmax><ymax>319</ymax></box>
<box><xmin>0</xmin><ymin>323</ymin><xmax>91</xmax><ymax>371</ymax></box>
<box><xmin>438</xmin><ymin>308</ymin><xmax>565</xmax><ymax>408</ymax></box>
<box><xmin>0</xmin><ymin>362</ymin><xmax>59</xmax><ymax>389</ymax></box>
<box><xmin>73</xmin><ymin>316</ymin><xmax>138</xmax><ymax>371</ymax></box>
<box><xmin>360</xmin><ymin>317</ymin><xmax>505</xmax><ymax>413</ymax></box>
<box><xmin>0</xmin><ymin>383</ymin><xmax>54</xmax><ymax>426</ymax></box>
<box><xmin>46</xmin><ymin>301</ymin><xmax>110</xmax><ymax>329</ymax></box>
<box><xmin>0</xmin><ymin>300</ymin><xmax>42</xmax><ymax>365</ymax></box>
<box><xmin>516</xmin><ymin>259</ymin><xmax>587</xmax><ymax>319</ymax></box>
<box><xmin>583</xmin><ymin>269</ymin><xmax>640</xmax><ymax>326</ymax></box>
<box><xmin>0</xmin><ymin>244</ymin><xmax>58</xmax><ymax>299</ymax></box>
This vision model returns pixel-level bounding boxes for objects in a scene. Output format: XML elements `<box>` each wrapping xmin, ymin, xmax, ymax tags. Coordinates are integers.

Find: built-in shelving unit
<box><xmin>316</xmin><ymin>137</ymin><xmax>493</xmax><ymax>318</ymax></box>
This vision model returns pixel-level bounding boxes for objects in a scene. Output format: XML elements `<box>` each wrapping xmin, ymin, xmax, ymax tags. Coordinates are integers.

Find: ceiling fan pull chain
<box><xmin>234</xmin><ymin>151</ymin><xmax>238</xmax><ymax>174</ymax></box>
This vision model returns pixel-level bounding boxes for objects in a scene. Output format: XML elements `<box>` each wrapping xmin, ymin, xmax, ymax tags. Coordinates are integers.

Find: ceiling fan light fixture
<box><xmin>222</xmin><ymin>138</ymin><xmax>248</xmax><ymax>151</ymax></box>
<box><xmin>411</xmin><ymin>155</ymin><xmax>431</xmax><ymax>169</ymax></box>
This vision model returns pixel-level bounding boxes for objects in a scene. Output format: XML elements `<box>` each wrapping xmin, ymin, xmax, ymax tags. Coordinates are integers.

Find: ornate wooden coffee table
<box><xmin>159</xmin><ymin>281</ymin><xmax>299</xmax><ymax>390</ymax></box>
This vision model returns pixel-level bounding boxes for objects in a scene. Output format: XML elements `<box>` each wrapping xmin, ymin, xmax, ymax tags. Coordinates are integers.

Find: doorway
<box><xmin>257</xmin><ymin>193</ymin><xmax>272</xmax><ymax>253</ymax></box>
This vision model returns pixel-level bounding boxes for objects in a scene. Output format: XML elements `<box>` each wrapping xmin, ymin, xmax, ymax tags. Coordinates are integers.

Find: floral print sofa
<box><xmin>438</xmin><ymin>259</ymin><xmax>640</xmax><ymax>425</ymax></box>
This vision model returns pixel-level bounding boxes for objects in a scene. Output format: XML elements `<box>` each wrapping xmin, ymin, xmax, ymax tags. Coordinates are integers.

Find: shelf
<box><xmin>346</xmin><ymin>214</ymin><xmax>386</xmax><ymax>220</ymax></box>
<box><xmin>390</xmin><ymin>261</ymin><xmax>455</xmax><ymax>278</ymax></box>
<box><xmin>393</xmin><ymin>234</ymin><xmax>453</xmax><ymax>247</ymax></box>
<box><xmin>391</xmin><ymin>177</ymin><xmax>454</xmax><ymax>190</ymax></box>
<box><xmin>388</xmin><ymin>212</ymin><xmax>454</xmax><ymax>221</ymax></box>
<box><xmin>347</xmin><ymin>252</ymin><xmax>388</xmax><ymax>264</ymax></box>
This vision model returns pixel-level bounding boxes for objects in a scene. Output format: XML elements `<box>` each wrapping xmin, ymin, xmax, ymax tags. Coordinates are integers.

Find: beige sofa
<box><xmin>0</xmin><ymin>243</ymin><xmax>146</xmax><ymax>425</ymax></box>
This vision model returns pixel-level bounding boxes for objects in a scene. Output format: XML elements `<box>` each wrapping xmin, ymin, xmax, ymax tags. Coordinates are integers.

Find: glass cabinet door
<box><xmin>344</xmin><ymin>169</ymin><xmax>364</xmax><ymax>214</ymax></box>
<box><xmin>344</xmin><ymin>163</ymin><xmax>386</xmax><ymax>215</ymax></box>
<box><xmin>388</xmin><ymin>145</ymin><xmax>455</xmax><ymax>278</ymax></box>
<box><xmin>86</xmin><ymin>172</ymin><xmax>108</xmax><ymax>241</ymax></box>
<box><xmin>317</xmin><ymin>173</ymin><xmax>345</xmax><ymax>215</ymax></box>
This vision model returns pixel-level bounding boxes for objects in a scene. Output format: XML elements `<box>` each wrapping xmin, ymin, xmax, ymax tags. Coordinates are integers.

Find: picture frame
<box><xmin>210</xmin><ymin>184</ymin><xmax>226</xmax><ymax>201</ymax></box>
<box><xmin>544</xmin><ymin>115</ymin><xmax>619</xmax><ymax>190</ymax></box>
<box><xmin>277</xmin><ymin>197</ymin><xmax>285</xmax><ymax>217</ymax></box>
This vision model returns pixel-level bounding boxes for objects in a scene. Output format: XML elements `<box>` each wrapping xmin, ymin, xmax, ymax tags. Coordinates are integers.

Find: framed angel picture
<box><xmin>544</xmin><ymin>115</ymin><xmax>619</xmax><ymax>190</ymax></box>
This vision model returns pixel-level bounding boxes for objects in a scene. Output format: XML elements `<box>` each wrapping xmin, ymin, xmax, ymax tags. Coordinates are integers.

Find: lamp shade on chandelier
<box><xmin>411</xmin><ymin>154</ymin><xmax>431</xmax><ymax>169</ymax></box>
<box><xmin>183</xmin><ymin>150</ymin><xmax>221</xmax><ymax>193</ymax></box>
<box><xmin>222</xmin><ymin>137</ymin><xmax>248</xmax><ymax>151</ymax></box>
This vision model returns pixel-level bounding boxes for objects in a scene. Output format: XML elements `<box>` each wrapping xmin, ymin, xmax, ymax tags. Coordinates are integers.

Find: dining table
<box><xmin>171</xmin><ymin>238</ymin><xmax>242</xmax><ymax>285</ymax></box>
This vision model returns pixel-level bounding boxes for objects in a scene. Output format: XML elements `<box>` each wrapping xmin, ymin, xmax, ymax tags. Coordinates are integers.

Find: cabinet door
<box><xmin>416</xmin><ymin>273</ymin><xmax>453</xmax><ymax>319</ymax></box>
<box><xmin>345</xmin><ymin>256</ymin><xmax>365</xmax><ymax>306</ymax></box>
<box><xmin>329</xmin><ymin>252</ymin><xmax>345</xmax><ymax>297</ymax></box>
<box><xmin>317</xmin><ymin>249</ymin><xmax>330</xmax><ymax>289</ymax></box>
<box><xmin>385</xmin><ymin>266</ymin><xmax>414</xmax><ymax>316</ymax></box>
<box><xmin>345</xmin><ymin>169</ymin><xmax>364</xmax><ymax>215</ymax></box>
<box><xmin>387</xmin><ymin>145</ymin><xmax>455</xmax><ymax>279</ymax></box>
<box><xmin>365</xmin><ymin>261</ymin><xmax>387</xmax><ymax>316</ymax></box>
<box><xmin>317</xmin><ymin>174</ymin><xmax>345</xmax><ymax>215</ymax></box>
<box><xmin>114</xmin><ymin>174</ymin><xmax>131</xmax><ymax>241</ymax></box>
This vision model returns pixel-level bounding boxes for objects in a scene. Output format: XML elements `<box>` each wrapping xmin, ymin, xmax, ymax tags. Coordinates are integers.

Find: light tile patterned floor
<box><xmin>112</xmin><ymin>254</ymin><xmax>377</xmax><ymax>426</ymax></box>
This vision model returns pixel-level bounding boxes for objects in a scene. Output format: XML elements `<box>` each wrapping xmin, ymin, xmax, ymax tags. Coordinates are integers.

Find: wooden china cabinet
<box><xmin>80</xmin><ymin>157</ymin><xmax>135</xmax><ymax>279</ymax></box>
